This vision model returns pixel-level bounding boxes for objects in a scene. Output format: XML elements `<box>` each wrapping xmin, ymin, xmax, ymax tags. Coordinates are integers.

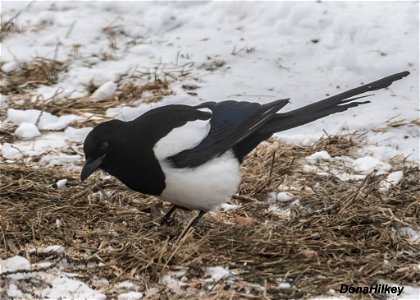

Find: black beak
<box><xmin>80</xmin><ymin>155</ymin><xmax>105</xmax><ymax>181</ymax></box>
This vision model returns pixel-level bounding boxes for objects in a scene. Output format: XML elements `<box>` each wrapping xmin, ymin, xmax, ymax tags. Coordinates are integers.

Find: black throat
<box><xmin>99</xmin><ymin>122</ymin><xmax>166</xmax><ymax>196</ymax></box>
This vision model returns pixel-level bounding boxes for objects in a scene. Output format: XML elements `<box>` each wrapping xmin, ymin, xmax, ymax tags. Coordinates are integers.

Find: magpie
<box><xmin>81</xmin><ymin>71</ymin><xmax>409</xmax><ymax>228</ymax></box>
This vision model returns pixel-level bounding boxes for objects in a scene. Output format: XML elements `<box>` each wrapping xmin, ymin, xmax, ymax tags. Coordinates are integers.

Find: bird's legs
<box><xmin>160</xmin><ymin>204</ymin><xmax>179</xmax><ymax>225</ymax></box>
<box><xmin>190</xmin><ymin>210</ymin><xmax>206</xmax><ymax>228</ymax></box>
<box><xmin>178</xmin><ymin>210</ymin><xmax>206</xmax><ymax>240</ymax></box>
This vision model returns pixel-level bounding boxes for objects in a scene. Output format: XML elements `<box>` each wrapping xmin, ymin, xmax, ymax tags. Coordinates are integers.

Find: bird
<box><xmin>81</xmin><ymin>71</ymin><xmax>409</xmax><ymax>230</ymax></box>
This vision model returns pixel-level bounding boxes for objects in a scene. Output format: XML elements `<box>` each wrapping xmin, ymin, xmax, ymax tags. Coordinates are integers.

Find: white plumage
<box><xmin>153</xmin><ymin>119</ymin><xmax>210</xmax><ymax>160</ymax></box>
<box><xmin>159</xmin><ymin>151</ymin><xmax>241</xmax><ymax>211</ymax></box>
<box><xmin>153</xmin><ymin>119</ymin><xmax>241</xmax><ymax>211</ymax></box>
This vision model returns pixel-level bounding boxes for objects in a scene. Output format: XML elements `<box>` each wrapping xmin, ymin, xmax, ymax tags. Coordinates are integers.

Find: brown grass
<box><xmin>1</xmin><ymin>57</ymin><xmax>68</xmax><ymax>95</ymax></box>
<box><xmin>1</xmin><ymin>136</ymin><xmax>418</xmax><ymax>299</ymax></box>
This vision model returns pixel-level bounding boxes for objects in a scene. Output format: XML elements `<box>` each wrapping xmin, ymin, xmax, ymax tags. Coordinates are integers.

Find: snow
<box><xmin>118</xmin><ymin>291</ymin><xmax>144</xmax><ymax>300</ymax></box>
<box><xmin>7</xmin><ymin>108</ymin><xmax>42</xmax><ymax>125</ymax></box>
<box><xmin>381</xmin><ymin>282</ymin><xmax>419</xmax><ymax>300</ymax></box>
<box><xmin>43</xmin><ymin>245</ymin><xmax>65</xmax><ymax>253</ymax></box>
<box><xmin>64</xmin><ymin>126</ymin><xmax>93</xmax><ymax>142</ymax></box>
<box><xmin>1</xmin><ymin>61</ymin><xmax>21</xmax><ymax>73</ymax></box>
<box><xmin>161</xmin><ymin>274</ymin><xmax>182</xmax><ymax>294</ymax></box>
<box><xmin>91</xmin><ymin>81</ymin><xmax>118</xmax><ymax>101</ymax></box>
<box><xmin>306</xmin><ymin>151</ymin><xmax>332</xmax><ymax>163</ymax></box>
<box><xmin>204</xmin><ymin>266</ymin><xmax>230</xmax><ymax>282</ymax></box>
<box><xmin>7</xmin><ymin>108</ymin><xmax>81</xmax><ymax>130</ymax></box>
<box><xmin>379</xmin><ymin>171</ymin><xmax>404</xmax><ymax>192</ymax></box>
<box><xmin>55</xmin><ymin>178</ymin><xmax>67</xmax><ymax>189</ymax></box>
<box><xmin>1</xmin><ymin>143</ymin><xmax>24</xmax><ymax>160</ymax></box>
<box><xmin>219</xmin><ymin>203</ymin><xmax>239</xmax><ymax>211</ymax></box>
<box><xmin>0</xmin><ymin>256</ymin><xmax>105</xmax><ymax>299</ymax></box>
<box><xmin>268</xmin><ymin>192</ymin><xmax>295</xmax><ymax>203</ymax></box>
<box><xmin>1</xmin><ymin>1</ymin><xmax>418</xmax><ymax>168</ymax></box>
<box><xmin>352</xmin><ymin>156</ymin><xmax>392</xmax><ymax>174</ymax></box>
<box><xmin>41</xmin><ymin>273</ymin><xmax>106</xmax><ymax>300</ymax></box>
<box><xmin>398</xmin><ymin>227</ymin><xmax>420</xmax><ymax>243</ymax></box>
<box><xmin>0</xmin><ymin>256</ymin><xmax>31</xmax><ymax>273</ymax></box>
<box><xmin>37</xmin><ymin>112</ymin><xmax>81</xmax><ymax>131</ymax></box>
<box><xmin>14</xmin><ymin>122</ymin><xmax>41</xmax><ymax>138</ymax></box>
<box><xmin>278</xmin><ymin>282</ymin><xmax>291</xmax><ymax>289</ymax></box>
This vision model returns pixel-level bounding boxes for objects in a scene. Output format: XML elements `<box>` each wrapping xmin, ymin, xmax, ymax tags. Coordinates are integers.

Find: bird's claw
<box><xmin>160</xmin><ymin>217</ymin><xmax>176</xmax><ymax>226</ymax></box>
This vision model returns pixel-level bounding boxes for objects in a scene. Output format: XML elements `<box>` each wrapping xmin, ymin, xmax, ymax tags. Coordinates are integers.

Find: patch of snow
<box><xmin>118</xmin><ymin>291</ymin><xmax>144</xmax><ymax>300</ymax></box>
<box><xmin>32</xmin><ymin>261</ymin><xmax>54</xmax><ymax>269</ymax></box>
<box><xmin>161</xmin><ymin>274</ymin><xmax>182</xmax><ymax>294</ymax></box>
<box><xmin>7</xmin><ymin>109</ymin><xmax>41</xmax><ymax>126</ymax></box>
<box><xmin>1</xmin><ymin>61</ymin><xmax>21</xmax><ymax>73</ymax></box>
<box><xmin>278</xmin><ymin>282</ymin><xmax>291</xmax><ymax>289</ymax></box>
<box><xmin>379</xmin><ymin>171</ymin><xmax>404</xmax><ymax>192</ymax></box>
<box><xmin>6</xmin><ymin>283</ymin><xmax>24</xmax><ymax>298</ymax></box>
<box><xmin>276</xmin><ymin>192</ymin><xmax>295</xmax><ymax>202</ymax></box>
<box><xmin>332</xmin><ymin>172</ymin><xmax>366</xmax><ymax>182</ymax></box>
<box><xmin>352</xmin><ymin>157</ymin><xmax>392</xmax><ymax>174</ymax></box>
<box><xmin>43</xmin><ymin>245</ymin><xmax>66</xmax><ymax>253</ymax></box>
<box><xmin>306</xmin><ymin>151</ymin><xmax>332</xmax><ymax>163</ymax></box>
<box><xmin>7</xmin><ymin>109</ymin><xmax>81</xmax><ymax>130</ymax></box>
<box><xmin>268</xmin><ymin>192</ymin><xmax>295</xmax><ymax>204</ymax></box>
<box><xmin>398</xmin><ymin>227</ymin><xmax>419</xmax><ymax>243</ymax></box>
<box><xmin>55</xmin><ymin>179</ymin><xmax>67</xmax><ymax>189</ymax></box>
<box><xmin>357</xmin><ymin>145</ymin><xmax>403</xmax><ymax>162</ymax></box>
<box><xmin>64</xmin><ymin>127</ymin><xmax>92</xmax><ymax>142</ymax></box>
<box><xmin>1</xmin><ymin>143</ymin><xmax>24</xmax><ymax>160</ymax></box>
<box><xmin>38</xmin><ymin>113</ymin><xmax>81</xmax><ymax>131</ymax></box>
<box><xmin>39</xmin><ymin>154</ymin><xmax>81</xmax><ymax>168</ymax></box>
<box><xmin>91</xmin><ymin>81</ymin><xmax>117</xmax><ymax>101</ymax></box>
<box><xmin>381</xmin><ymin>282</ymin><xmax>419</xmax><ymax>300</ymax></box>
<box><xmin>14</xmin><ymin>122</ymin><xmax>41</xmax><ymax>138</ymax></box>
<box><xmin>39</xmin><ymin>272</ymin><xmax>106</xmax><ymax>299</ymax></box>
<box><xmin>0</xmin><ymin>256</ymin><xmax>31</xmax><ymax>273</ymax></box>
<box><xmin>219</xmin><ymin>203</ymin><xmax>239</xmax><ymax>211</ymax></box>
<box><xmin>204</xmin><ymin>266</ymin><xmax>230</xmax><ymax>282</ymax></box>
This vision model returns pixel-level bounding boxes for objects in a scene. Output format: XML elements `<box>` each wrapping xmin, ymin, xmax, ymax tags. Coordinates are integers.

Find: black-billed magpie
<box><xmin>81</xmin><ymin>71</ymin><xmax>409</xmax><ymax>227</ymax></box>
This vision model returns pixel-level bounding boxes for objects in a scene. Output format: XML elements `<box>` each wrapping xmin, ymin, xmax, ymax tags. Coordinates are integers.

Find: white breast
<box><xmin>158</xmin><ymin>150</ymin><xmax>241</xmax><ymax>211</ymax></box>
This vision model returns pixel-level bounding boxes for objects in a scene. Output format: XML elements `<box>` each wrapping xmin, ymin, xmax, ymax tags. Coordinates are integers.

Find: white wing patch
<box><xmin>153</xmin><ymin>119</ymin><xmax>211</xmax><ymax>160</ymax></box>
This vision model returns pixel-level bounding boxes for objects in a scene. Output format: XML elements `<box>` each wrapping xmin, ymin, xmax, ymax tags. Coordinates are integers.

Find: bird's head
<box><xmin>80</xmin><ymin>120</ymin><xmax>123</xmax><ymax>181</ymax></box>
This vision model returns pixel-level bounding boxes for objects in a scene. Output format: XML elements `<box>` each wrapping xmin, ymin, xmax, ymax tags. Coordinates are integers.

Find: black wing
<box><xmin>168</xmin><ymin>99</ymin><xmax>289</xmax><ymax>168</ymax></box>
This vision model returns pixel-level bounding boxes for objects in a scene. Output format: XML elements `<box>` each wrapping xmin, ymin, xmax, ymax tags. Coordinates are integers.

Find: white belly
<box><xmin>159</xmin><ymin>151</ymin><xmax>241</xmax><ymax>211</ymax></box>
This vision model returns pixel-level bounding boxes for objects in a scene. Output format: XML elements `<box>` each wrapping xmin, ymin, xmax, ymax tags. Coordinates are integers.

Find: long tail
<box><xmin>233</xmin><ymin>71</ymin><xmax>410</xmax><ymax>161</ymax></box>
<box><xmin>260</xmin><ymin>71</ymin><xmax>410</xmax><ymax>134</ymax></box>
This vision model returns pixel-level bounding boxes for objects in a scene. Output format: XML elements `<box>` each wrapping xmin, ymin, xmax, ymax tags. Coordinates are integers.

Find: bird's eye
<box><xmin>100</xmin><ymin>142</ymin><xmax>108</xmax><ymax>151</ymax></box>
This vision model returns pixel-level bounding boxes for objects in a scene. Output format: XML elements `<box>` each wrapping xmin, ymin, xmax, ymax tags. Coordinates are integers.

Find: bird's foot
<box><xmin>160</xmin><ymin>216</ymin><xmax>176</xmax><ymax>226</ymax></box>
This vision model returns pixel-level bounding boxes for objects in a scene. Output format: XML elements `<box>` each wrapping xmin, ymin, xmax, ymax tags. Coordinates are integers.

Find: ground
<box><xmin>0</xmin><ymin>1</ymin><xmax>419</xmax><ymax>299</ymax></box>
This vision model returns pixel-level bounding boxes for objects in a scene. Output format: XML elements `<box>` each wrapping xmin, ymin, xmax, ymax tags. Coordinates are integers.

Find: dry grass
<box><xmin>118</xmin><ymin>79</ymin><xmax>172</xmax><ymax>104</ymax></box>
<box><xmin>2</xmin><ymin>62</ymin><xmax>190</xmax><ymax>124</ymax></box>
<box><xmin>1</xmin><ymin>136</ymin><xmax>418</xmax><ymax>299</ymax></box>
<box><xmin>1</xmin><ymin>57</ymin><xmax>68</xmax><ymax>95</ymax></box>
<box><xmin>0</xmin><ymin>12</ymin><xmax>24</xmax><ymax>41</ymax></box>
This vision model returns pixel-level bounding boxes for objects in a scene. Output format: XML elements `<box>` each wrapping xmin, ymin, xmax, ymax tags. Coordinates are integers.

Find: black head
<box><xmin>80</xmin><ymin>120</ymin><xmax>124</xmax><ymax>181</ymax></box>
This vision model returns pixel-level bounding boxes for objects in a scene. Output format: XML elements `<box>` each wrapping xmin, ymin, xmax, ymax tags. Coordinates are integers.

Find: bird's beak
<box><xmin>80</xmin><ymin>155</ymin><xmax>105</xmax><ymax>181</ymax></box>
